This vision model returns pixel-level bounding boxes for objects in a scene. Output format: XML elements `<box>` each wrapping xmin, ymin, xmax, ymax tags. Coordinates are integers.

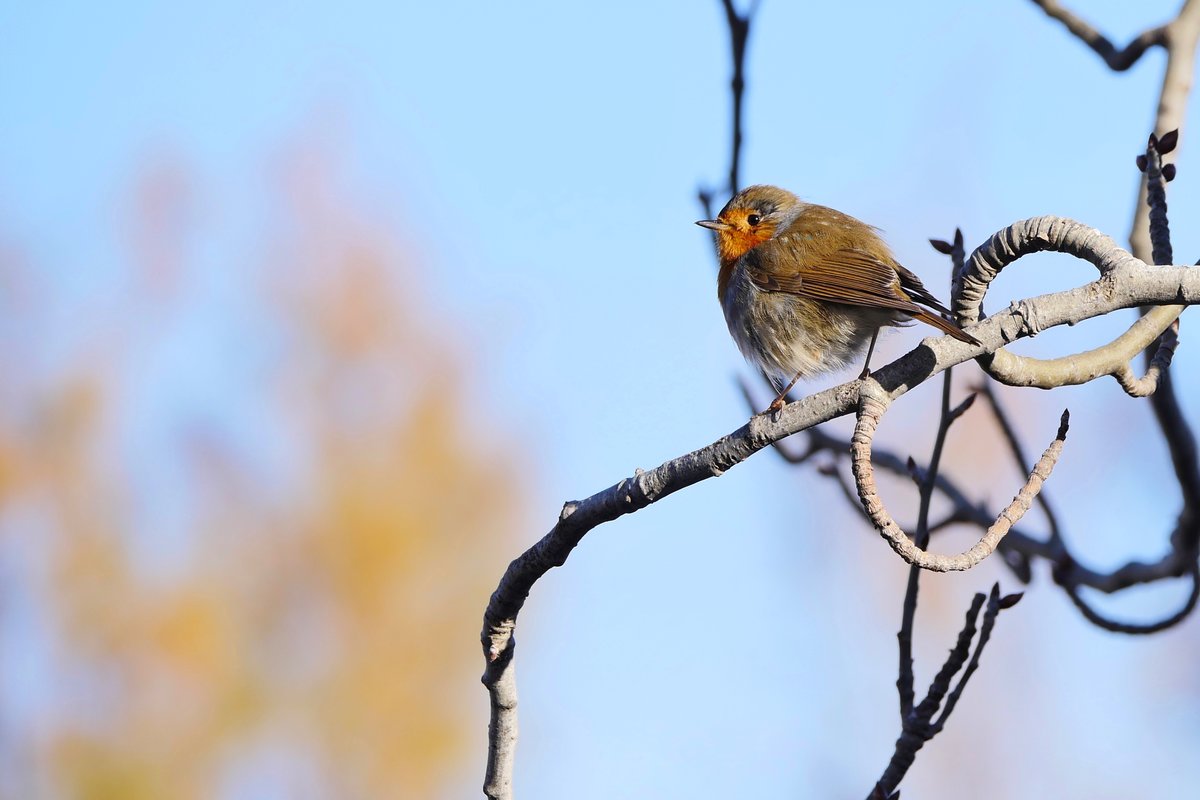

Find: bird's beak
<box><xmin>695</xmin><ymin>219</ymin><xmax>731</xmax><ymax>232</ymax></box>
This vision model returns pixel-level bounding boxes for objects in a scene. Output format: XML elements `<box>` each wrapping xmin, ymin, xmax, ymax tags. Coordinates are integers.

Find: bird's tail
<box><xmin>911</xmin><ymin>309</ymin><xmax>980</xmax><ymax>346</ymax></box>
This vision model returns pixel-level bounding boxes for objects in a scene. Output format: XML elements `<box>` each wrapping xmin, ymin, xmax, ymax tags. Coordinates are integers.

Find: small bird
<box><xmin>697</xmin><ymin>185</ymin><xmax>979</xmax><ymax>412</ymax></box>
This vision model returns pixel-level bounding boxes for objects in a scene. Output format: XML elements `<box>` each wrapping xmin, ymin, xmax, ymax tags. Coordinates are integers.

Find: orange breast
<box><xmin>716</xmin><ymin>227</ymin><xmax>775</xmax><ymax>301</ymax></box>
<box><xmin>717</xmin><ymin>227</ymin><xmax>773</xmax><ymax>264</ymax></box>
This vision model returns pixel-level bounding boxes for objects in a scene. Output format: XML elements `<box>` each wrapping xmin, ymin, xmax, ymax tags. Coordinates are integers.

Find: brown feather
<box><xmin>909</xmin><ymin>309</ymin><xmax>979</xmax><ymax>343</ymax></box>
<box><xmin>744</xmin><ymin>204</ymin><xmax>979</xmax><ymax>345</ymax></box>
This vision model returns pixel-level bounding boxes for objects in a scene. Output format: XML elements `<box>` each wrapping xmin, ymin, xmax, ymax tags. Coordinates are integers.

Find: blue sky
<box><xmin>3</xmin><ymin>1</ymin><xmax>1200</xmax><ymax>798</ymax></box>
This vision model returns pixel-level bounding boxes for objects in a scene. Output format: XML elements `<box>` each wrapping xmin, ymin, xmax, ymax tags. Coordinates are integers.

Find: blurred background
<box><xmin>2</xmin><ymin>1</ymin><xmax>1199</xmax><ymax>798</ymax></box>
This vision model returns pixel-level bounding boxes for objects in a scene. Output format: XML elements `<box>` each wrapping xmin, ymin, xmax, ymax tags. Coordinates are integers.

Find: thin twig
<box><xmin>898</xmin><ymin>369</ymin><xmax>960</xmax><ymax>717</ymax></box>
<box><xmin>871</xmin><ymin>585</ymin><xmax>1012</xmax><ymax>799</ymax></box>
<box><xmin>720</xmin><ymin>0</ymin><xmax>754</xmax><ymax>194</ymax></box>
<box><xmin>699</xmin><ymin>0</ymin><xmax>757</xmax><ymax>216</ymax></box>
<box><xmin>1060</xmin><ymin>563</ymin><xmax>1200</xmax><ymax>634</ymax></box>
<box><xmin>931</xmin><ymin>585</ymin><xmax>1021</xmax><ymax>734</ymax></box>
<box><xmin>1028</xmin><ymin>0</ymin><xmax>1169</xmax><ymax>71</ymax></box>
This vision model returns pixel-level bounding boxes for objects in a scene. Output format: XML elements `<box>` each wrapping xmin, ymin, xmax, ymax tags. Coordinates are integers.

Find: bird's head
<box><xmin>696</xmin><ymin>184</ymin><xmax>801</xmax><ymax>264</ymax></box>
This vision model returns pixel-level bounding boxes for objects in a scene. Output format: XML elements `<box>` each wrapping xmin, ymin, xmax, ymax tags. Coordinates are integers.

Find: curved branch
<box><xmin>988</xmin><ymin>305</ymin><xmax>1177</xmax><ymax>392</ymax></box>
<box><xmin>953</xmin><ymin>216</ymin><xmax>1186</xmax><ymax>390</ymax></box>
<box><xmin>1055</xmin><ymin>545</ymin><xmax>1199</xmax><ymax>595</ymax></box>
<box><xmin>751</xmin><ymin>379</ymin><xmax>1041</xmax><ymax>582</ymax></box>
<box><xmin>1061</xmin><ymin>562</ymin><xmax>1200</xmax><ymax>634</ymax></box>
<box><xmin>850</xmin><ymin>380</ymin><xmax>1069</xmax><ymax>571</ymax></box>
<box><xmin>1115</xmin><ymin>320</ymin><xmax>1179</xmax><ymax>396</ymax></box>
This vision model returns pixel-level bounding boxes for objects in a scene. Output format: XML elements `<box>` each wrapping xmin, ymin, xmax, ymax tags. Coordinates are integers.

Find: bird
<box><xmin>696</xmin><ymin>185</ymin><xmax>979</xmax><ymax>413</ymax></box>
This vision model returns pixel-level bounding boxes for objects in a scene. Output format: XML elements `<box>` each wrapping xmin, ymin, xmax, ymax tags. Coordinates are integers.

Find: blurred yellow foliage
<box><xmin>0</xmin><ymin>146</ymin><xmax>520</xmax><ymax>799</ymax></box>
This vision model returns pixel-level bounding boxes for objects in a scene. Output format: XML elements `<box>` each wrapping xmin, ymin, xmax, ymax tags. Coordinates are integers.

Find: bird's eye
<box><xmin>746</xmin><ymin>214</ymin><xmax>761</xmax><ymax>226</ymax></box>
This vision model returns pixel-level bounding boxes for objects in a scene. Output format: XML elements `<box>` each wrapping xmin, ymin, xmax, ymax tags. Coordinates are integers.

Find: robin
<box><xmin>697</xmin><ymin>185</ymin><xmax>979</xmax><ymax>412</ymax></box>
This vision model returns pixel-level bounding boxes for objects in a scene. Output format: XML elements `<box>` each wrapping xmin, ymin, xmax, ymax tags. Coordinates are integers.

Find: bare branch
<box><xmin>898</xmin><ymin>369</ymin><xmax>964</xmax><ymax>718</ymax></box>
<box><xmin>977</xmin><ymin>382</ymin><xmax>1064</xmax><ymax>547</ymax></box>
<box><xmin>1128</xmin><ymin>0</ymin><xmax>1200</xmax><ymax>260</ymax></box>
<box><xmin>698</xmin><ymin>0</ymin><xmax>757</xmax><ymax>217</ymax></box>
<box><xmin>851</xmin><ymin>379</ymin><xmax>1070</xmax><ymax>572</ymax></box>
<box><xmin>967</xmin><ymin>379</ymin><xmax>1197</xmax><ymax>632</ymax></box>
<box><xmin>748</xmin><ymin>381</ymin><xmax>1045</xmax><ymax>582</ymax></box>
<box><xmin>483</xmin><ymin>6</ymin><xmax>1200</xmax><ymax>797</ymax></box>
<box><xmin>1144</xmin><ymin>133</ymin><xmax>1177</xmax><ymax>267</ymax></box>
<box><xmin>1137</xmin><ymin>130</ymin><xmax>1200</xmax><ymax>549</ymax></box>
<box><xmin>1115</xmin><ymin>321</ymin><xmax>1179</xmax><ymax>396</ymax></box>
<box><xmin>1028</xmin><ymin>0</ymin><xmax>1169</xmax><ymax>71</ymax></box>
<box><xmin>920</xmin><ymin>591</ymin><xmax>989</xmax><ymax>726</ymax></box>
<box><xmin>871</xmin><ymin>584</ymin><xmax>1019</xmax><ymax>798</ymax></box>
<box><xmin>484</xmin><ymin>214</ymin><xmax>1200</xmax><ymax>796</ymax></box>
<box><xmin>720</xmin><ymin>0</ymin><xmax>753</xmax><ymax>194</ymax></box>
<box><xmin>953</xmin><ymin>216</ymin><xmax>1193</xmax><ymax>390</ymax></box>
<box><xmin>1047</xmin><ymin>0</ymin><xmax>1200</xmax><ymax>535</ymax></box>
<box><xmin>1060</xmin><ymin>563</ymin><xmax>1200</xmax><ymax>634</ymax></box>
<box><xmin>1116</xmin><ymin>132</ymin><xmax>1186</xmax><ymax>396</ymax></box>
<box><xmin>483</xmin><ymin>646</ymin><xmax>518</xmax><ymax>799</ymax></box>
<box><xmin>931</xmin><ymin>585</ymin><xmax>1015</xmax><ymax>734</ymax></box>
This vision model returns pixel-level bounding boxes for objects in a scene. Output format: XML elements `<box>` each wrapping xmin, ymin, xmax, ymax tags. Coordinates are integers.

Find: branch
<box><xmin>1060</xmin><ymin>562</ymin><xmax>1200</xmax><ymax>634</ymax></box>
<box><xmin>751</xmin><ymin>379</ymin><xmax>1042</xmax><ymax>581</ymax></box>
<box><xmin>721</xmin><ymin>0</ymin><xmax>754</xmax><ymax>194</ymax></box>
<box><xmin>1029</xmin><ymin>2</ymin><xmax>1200</xmax><ymax>502</ymax></box>
<box><xmin>481</xmin><ymin>219</ymin><xmax>1200</xmax><ymax>797</ymax></box>
<box><xmin>978</xmin><ymin>373</ymin><xmax>1199</xmax><ymax>633</ymax></box>
<box><xmin>852</xmin><ymin>379</ymin><xmax>1069</xmax><ymax>572</ymax></box>
<box><xmin>931</xmin><ymin>587</ymin><xmax>1021</xmax><ymax>734</ymax></box>
<box><xmin>1115</xmin><ymin>132</ymin><xmax>1184</xmax><ymax>396</ymax></box>
<box><xmin>977</xmin><ymin>382</ymin><xmax>1064</xmax><ymax>547</ymax></box>
<box><xmin>1138</xmin><ymin>132</ymin><xmax>1200</xmax><ymax>549</ymax></box>
<box><xmin>952</xmin><ymin>216</ymin><xmax>1194</xmax><ymax>391</ymax></box>
<box><xmin>1028</xmin><ymin>0</ymin><xmax>1169</xmax><ymax>71</ymax></box>
<box><xmin>898</xmin><ymin>370</ymin><xmax>963</xmax><ymax>717</ymax></box>
<box><xmin>870</xmin><ymin>585</ymin><xmax>1021</xmax><ymax>799</ymax></box>
<box><xmin>1126</xmin><ymin>0</ymin><xmax>1200</xmax><ymax>260</ymax></box>
<box><xmin>698</xmin><ymin>0</ymin><xmax>757</xmax><ymax>216</ymax></box>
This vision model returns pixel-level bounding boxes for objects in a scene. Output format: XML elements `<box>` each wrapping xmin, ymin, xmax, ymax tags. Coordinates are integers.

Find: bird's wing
<box><xmin>746</xmin><ymin>246</ymin><xmax>926</xmax><ymax>315</ymax></box>
<box><xmin>746</xmin><ymin>245</ymin><xmax>978</xmax><ymax>344</ymax></box>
